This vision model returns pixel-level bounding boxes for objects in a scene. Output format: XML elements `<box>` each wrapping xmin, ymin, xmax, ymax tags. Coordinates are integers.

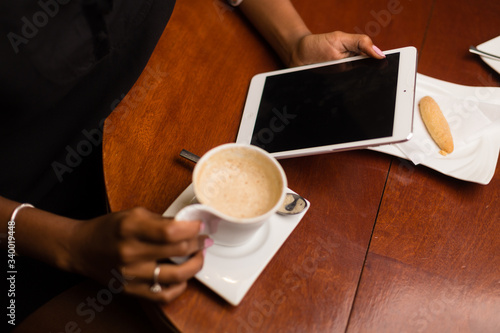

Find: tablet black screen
<box><xmin>250</xmin><ymin>53</ymin><xmax>400</xmax><ymax>153</ymax></box>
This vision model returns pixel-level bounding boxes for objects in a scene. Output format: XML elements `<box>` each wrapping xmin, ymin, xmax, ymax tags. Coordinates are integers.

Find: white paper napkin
<box><xmin>371</xmin><ymin>73</ymin><xmax>500</xmax><ymax>185</ymax></box>
<box><xmin>476</xmin><ymin>35</ymin><xmax>500</xmax><ymax>75</ymax></box>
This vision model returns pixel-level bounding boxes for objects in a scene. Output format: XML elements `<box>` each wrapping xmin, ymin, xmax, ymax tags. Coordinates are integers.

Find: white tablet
<box><xmin>236</xmin><ymin>46</ymin><xmax>417</xmax><ymax>159</ymax></box>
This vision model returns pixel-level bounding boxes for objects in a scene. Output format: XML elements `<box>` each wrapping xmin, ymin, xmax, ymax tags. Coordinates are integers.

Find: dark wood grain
<box><xmin>103</xmin><ymin>0</ymin><xmax>281</xmax><ymax>214</ymax></box>
<box><xmin>157</xmin><ymin>150</ymin><xmax>392</xmax><ymax>333</ymax></box>
<box><xmin>102</xmin><ymin>0</ymin><xmax>500</xmax><ymax>332</ymax></box>
<box><xmin>347</xmin><ymin>162</ymin><xmax>500</xmax><ymax>332</ymax></box>
<box><xmin>417</xmin><ymin>0</ymin><xmax>500</xmax><ymax>85</ymax></box>
<box><xmin>347</xmin><ymin>0</ymin><xmax>500</xmax><ymax>331</ymax></box>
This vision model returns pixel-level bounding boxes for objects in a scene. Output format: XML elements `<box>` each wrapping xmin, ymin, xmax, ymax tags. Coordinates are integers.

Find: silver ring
<box><xmin>150</xmin><ymin>264</ymin><xmax>162</xmax><ymax>293</ymax></box>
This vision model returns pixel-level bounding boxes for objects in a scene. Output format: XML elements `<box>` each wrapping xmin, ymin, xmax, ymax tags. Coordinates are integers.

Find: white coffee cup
<box><xmin>175</xmin><ymin>143</ymin><xmax>287</xmax><ymax>246</ymax></box>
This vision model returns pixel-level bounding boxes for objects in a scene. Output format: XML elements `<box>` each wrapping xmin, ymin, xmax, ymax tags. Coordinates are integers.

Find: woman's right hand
<box><xmin>288</xmin><ymin>31</ymin><xmax>386</xmax><ymax>67</ymax></box>
<box><xmin>69</xmin><ymin>207</ymin><xmax>212</xmax><ymax>303</ymax></box>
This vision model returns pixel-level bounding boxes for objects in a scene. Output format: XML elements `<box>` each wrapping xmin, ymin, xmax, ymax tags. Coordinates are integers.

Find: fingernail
<box><xmin>204</xmin><ymin>238</ymin><xmax>214</xmax><ymax>248</ymax></box>
<box><xmin>372</xmin><ymin>45</ymin><xmax>385</xmax><ymax>58</ymax></box>
<box><xmin>199</xmin><ymin>222</ymin><xmax>205</xmax><ymax>233</ymax></box>
<box><xmin>203</xmin><ymin>248</ymin><xmax>207</xmax><ymax>256</ymax></box>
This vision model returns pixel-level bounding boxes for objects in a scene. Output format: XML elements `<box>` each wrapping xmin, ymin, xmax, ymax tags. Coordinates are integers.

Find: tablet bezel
<box><xmin>235</xmin><ymin>46</ymin><xmax>417</xmax><ymax>159</ymax></box>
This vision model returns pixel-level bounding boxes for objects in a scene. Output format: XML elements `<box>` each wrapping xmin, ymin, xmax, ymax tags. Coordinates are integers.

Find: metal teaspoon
<box><xmin>469</xmin><ymin>45</ymin><xmax>500</xmax><ymax>61</ymax></box>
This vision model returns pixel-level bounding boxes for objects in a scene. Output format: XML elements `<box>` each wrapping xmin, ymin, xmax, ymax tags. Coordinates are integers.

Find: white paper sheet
<box><xmin>371</xmin><ymin>73</ymin><xmax>500</xmax><ymax>185</ymax></box>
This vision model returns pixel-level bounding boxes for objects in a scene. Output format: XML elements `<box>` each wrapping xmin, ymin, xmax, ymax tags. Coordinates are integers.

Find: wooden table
<box><xmin>103</xmin><ymin>0</ymin><xmax>500</xmax><ymax>332</ymax></box>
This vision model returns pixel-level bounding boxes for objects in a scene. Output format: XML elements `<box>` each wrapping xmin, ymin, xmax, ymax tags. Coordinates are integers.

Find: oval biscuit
<box><xmin>418</xmin><ymin>96</ymin><xmax>454</xmax><ymax>156</ymax></box>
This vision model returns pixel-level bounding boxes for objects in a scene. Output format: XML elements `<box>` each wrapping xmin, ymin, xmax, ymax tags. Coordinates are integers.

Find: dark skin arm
<box><xmin>1</xmin><ymin>0</ymin><xmax>384</xmax><ymax>306</ymax></box>
<box><xmin>1</xmin><ymin>196</ymin><xmax>210</xmax><ymax>303</ymax></box>
<box><xmin>239</xmin><ymin>0</ymin><xmax>385</xmax><ymax>67</ymax></box>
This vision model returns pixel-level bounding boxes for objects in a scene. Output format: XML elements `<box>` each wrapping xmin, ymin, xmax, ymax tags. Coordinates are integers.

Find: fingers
<box><xmin>119</xmin><ymin>207</ymin><xmax>203</xmax><ymax>244</ymax></box>
<box><xmin>129</xmin><ymin>281</ymin><xmax>189</xmax><ymax>304</ymax></box>
<box><xmin>73</xmin><ymin>207</ymin><xmax>210</xmax><ymax>305</ymax></box>
<box><xmin>354</xmin><ymin>34</ymin><xmax>386</xmax><ymax>59</ymax></box>
<box><xmin>112</xmin><ymin>207</ymin><xmax>212</xmax><ymax>264</ymax></box>
<box><xmin>292</xmin><ymin>31</ymin><xmax>386</xmax><ymax>67</ymax></box>
<box><xmin>121</xmin><ymin>251</ymin><xmax>205</xmax><ymax>303</ymax></box>
<box><xmin>155</xmin><ymin>282</ymin><xmax>188</xmax><ymax>303</ymax></box>
<box><xmin>120</xmin><ymin>234</ymin><xmax>211</xmax><ymax>262</ymax></box>
<box><xmin>326</xmin><ymin>31</ymin><xmax>385</xmax><ymax>59</ymax></box>
<box><xmin>122</xmin><ymin>251</ymin><xmax>205</xmax><ymax>282</ymax></box>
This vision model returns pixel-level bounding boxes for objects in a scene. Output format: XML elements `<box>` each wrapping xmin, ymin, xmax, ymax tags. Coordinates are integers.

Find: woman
<box><xmin>0</xmin><ymin>0</ymin><xmax>384</xmax><ymax>328</ymax></box>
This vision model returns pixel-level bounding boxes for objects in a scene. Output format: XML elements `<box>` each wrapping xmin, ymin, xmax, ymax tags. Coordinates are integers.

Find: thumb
<box><xmin>353</xmin><ymin>34</ymin><xmax>386</xmax><ymax>59</ymax></box>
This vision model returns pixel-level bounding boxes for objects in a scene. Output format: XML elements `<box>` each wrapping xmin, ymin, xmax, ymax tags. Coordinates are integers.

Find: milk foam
<box><xmin>195</xmin><ymin>148</ymin><xmax>283</xmax><ymax>219</ymax></box>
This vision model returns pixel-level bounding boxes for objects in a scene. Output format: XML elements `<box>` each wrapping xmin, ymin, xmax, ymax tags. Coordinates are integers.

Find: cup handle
<box><xmin>174</xmin><ymin>204</ymin><xmax>220</xmax><ymax>234</ymax></box>
<box><xmin>170</xmin><ymin>204</ymin><xmax>220</xmax><ymax>264</ymax></box>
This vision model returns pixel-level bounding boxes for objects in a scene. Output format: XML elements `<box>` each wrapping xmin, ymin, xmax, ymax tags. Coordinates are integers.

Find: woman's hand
<box><xmin>288</xmin><ymin>31</ymin><xmax>386</xmax><ymax>67</ymax></box>
<box><xmin>239</xmin><ymin>0</ymin><xmax>386</xmax><ymax>67</ymax></box>
<box><xmin>69</xmin><ymin>207</ymin><xmax>211</xmax><ymax>303</ymax></box>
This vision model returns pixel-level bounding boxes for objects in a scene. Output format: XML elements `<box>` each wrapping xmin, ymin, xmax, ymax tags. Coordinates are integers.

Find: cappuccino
<box><xmin>194</xmin><ymin>146</ymin><xmax>284</xmax><ymax>219</ymax></box>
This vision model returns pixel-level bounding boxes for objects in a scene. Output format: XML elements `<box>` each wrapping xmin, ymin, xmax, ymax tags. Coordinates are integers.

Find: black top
<box><xmin>0</xmin><ymin>0</ymin><xmax>176</xmax><ymax>327</ymax></box>
<box><xmin>0</xmin><ymin>0</ymin><xmax>175</xmax><ymax>218</ymax></box>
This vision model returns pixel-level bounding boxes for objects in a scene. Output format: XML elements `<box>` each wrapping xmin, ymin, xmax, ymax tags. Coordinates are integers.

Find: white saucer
<box><xmin>163</xmin><ymin>184</ymin><xmax>310</xmax><ymax>306</ymax></box>
<box><xmin>476</xmin><ymin>35</ymin><xmax>500</xmax><ymax>74</ymax></box>
<box><xmin>370</xmin><ymin>73</ymin><xmax>500</xmax><ymax>185</ymax></box>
